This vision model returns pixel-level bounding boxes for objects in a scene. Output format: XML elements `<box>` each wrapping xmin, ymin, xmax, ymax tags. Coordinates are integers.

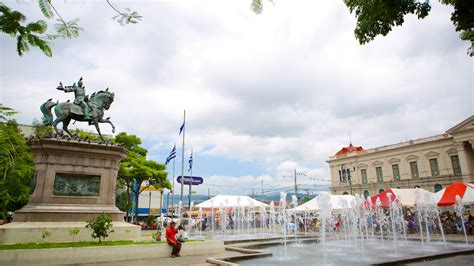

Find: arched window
<box><xmin>343</xmin><ymin>191</ymin><xmax>349</xmax><ymax>195</ymax></box>
<box><xmin>363</xmin><ymin>190</ymin><xmax>370</xmax><ymax>199</ymax></box>
<box><xmin>379</xmin><ymin>189</ymin><xmax>385</xmax><ymax>193</ymax></box>
<box><xmin>414</xmin><ymin>185</ymin><xmax>421</xmax><ymax>189</ymax></box>
<box><xmin>434</xmin><ymin>184</ymin><xmax>443</xmax><ymax>193</ymax></box>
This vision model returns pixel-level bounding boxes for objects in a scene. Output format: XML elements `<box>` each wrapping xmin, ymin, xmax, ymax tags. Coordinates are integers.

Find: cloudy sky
<box><xmin>1</xmin><ymin>1</ymin><xmax>472</xmax><ymax>197</ymax></box>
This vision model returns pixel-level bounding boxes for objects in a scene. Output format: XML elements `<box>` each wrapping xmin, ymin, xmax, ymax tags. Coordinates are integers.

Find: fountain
<box><xmin>454</xmin><ymin>195</ymin><xmax>469</xmax><ymax>245</ymax></box>
<box><xmin>224</xmin><ymin>189</ymin><xmax>473</xmax><ymax>266</ymax></box>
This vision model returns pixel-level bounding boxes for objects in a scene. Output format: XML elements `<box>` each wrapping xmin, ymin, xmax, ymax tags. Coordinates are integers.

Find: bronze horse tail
<box><xmin>40</xmin><ymin>99</ymin><xmax>58</xmax><ymax>126</ymax></box>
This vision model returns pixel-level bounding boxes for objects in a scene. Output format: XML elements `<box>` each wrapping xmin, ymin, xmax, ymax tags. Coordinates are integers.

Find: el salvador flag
<box><xmin>165</xmin><ymin>145</ymin><xmax>176</xmax><ymax>165</ymax></box>
<box><xmin>188</xmin><ymin>150</ymin><xmax>193</xmax><ymax>172</ymax></box>
<box><xmin>179</xmin><ymin>121</ymin><xmax>185</xmax><ymax>135</ymax></box>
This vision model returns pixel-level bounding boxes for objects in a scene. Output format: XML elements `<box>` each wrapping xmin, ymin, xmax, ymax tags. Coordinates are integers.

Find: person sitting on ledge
<box><xmin>166</xmin><ymin>221</ymin><xmax>181</xmax><ymax>258</ymax></box>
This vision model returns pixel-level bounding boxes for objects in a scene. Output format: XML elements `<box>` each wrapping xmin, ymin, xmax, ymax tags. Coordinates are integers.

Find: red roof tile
<box><xmin>335</xmin><ymin>143</ymin><xmax>365</xmax><ymax>156</ymax></box>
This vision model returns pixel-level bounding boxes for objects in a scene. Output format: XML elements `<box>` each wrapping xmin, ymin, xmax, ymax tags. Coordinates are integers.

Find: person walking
<box><xmin>166</xmin><ymin>221</ymin><xmax>181</xmax><ymax>258</ymax></box>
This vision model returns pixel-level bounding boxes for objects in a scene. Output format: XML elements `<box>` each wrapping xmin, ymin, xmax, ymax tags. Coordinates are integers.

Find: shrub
<box><xmin>69</xmin><ymin>227</ymin><xmax>80</xmax><ymax>242</ymax></box>
<box><xmin>85</xmin><ymin>213</ymin><xmax>114</xmax><ymax>243</ymax></box>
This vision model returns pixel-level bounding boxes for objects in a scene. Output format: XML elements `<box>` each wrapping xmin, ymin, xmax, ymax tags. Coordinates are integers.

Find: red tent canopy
<box><xmin>367</xmin><ymin>188</ymin><xmax>400</xmax><ymax>208</ymax></box>
<box><xmin>435</xmin><ymin>181</ymin><xmax>474</xmax><ymax>207</ymax></box>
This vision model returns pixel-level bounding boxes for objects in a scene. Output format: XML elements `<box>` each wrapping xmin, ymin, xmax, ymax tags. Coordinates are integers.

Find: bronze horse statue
<box><xmin>40</xmin><ymin>89</ymin><xmax>116</xmax><ymax>139</ymax></box>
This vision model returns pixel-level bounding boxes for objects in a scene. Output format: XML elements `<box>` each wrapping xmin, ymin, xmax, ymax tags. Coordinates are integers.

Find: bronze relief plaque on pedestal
<box><xmin>53</xmin><ymin>173</ymin><xmax>101</xmax><ymax>197</ymax></box>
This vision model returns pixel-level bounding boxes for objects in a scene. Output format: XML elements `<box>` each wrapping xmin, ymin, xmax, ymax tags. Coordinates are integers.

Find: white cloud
<box><xmin>1</xmin><ymin>1</ymin><xmax>472</xmax><ymax>194</ymax></box>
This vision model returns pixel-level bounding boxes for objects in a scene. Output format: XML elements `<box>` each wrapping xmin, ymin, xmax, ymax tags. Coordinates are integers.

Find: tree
<box><xmin>0</xmin><ymin>103</ymin><xmax>18</xmax><ymax>121</ymax></box>
<box><xmin>0</xmin><ymin>3</ymin><xmax>52</xmax><ymax>57</ymax></box>
<box><xmin>85</xmin><ymin>212</ymin><xmax>114</xmax><ymax>243</ymax></box>
<box><xmin>114</xmin><ymin>132</ymin><xmax>171</xmax><ymax>222</ymax></box>
<box><xmin>343</xmin><ymin>0</ymin><xmax>474</xmax><ymax>56</ymax></box>
<box><xmin>0</xmin><ymin>118</ymin><xmax>34</xmax><ymax>219</ymax></box>
<box><xmin>1</xmin><ymin>1</ymin><xmax>141</xmax><ymax>57</ymax></box>
<box><xmin>32</xmin><ymin>119</ymin><xmax>54</xmax><ymax>138</ymax></box>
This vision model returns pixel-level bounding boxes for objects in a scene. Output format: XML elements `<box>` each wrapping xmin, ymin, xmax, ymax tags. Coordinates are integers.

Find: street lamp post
<box><xmin>339</xmin><ymin>165</ymin><xmax>355</xmax><ymax>195</ymax></box>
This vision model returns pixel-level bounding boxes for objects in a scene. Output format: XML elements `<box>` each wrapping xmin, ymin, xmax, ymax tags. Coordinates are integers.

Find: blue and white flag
<box><xmin>165</xmin><ymin>145</ymin><xmax>176</xmax><ymax>165</ymax></box>
<box><xmin>188</xmin><ymin>150</ymin><xmax>193</xmax><ymax>172</ymax></box>
<box><xmin>179</xmin><ymin>121</ymin><xmax>185</xmax><ymax>135</ymax></box>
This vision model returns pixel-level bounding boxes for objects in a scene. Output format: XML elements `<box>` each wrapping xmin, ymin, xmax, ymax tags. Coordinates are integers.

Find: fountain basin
<box><xmin>225</xmin><ymin>239</ymin><xmax>474</xmax><ymax>265</ymax></box>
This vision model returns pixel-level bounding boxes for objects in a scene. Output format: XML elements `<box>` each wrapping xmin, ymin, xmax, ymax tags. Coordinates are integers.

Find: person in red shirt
<box><xmin>166</xmin><ymin>221</ymin><xmax>181</xmax><ymax>257</ymax></box>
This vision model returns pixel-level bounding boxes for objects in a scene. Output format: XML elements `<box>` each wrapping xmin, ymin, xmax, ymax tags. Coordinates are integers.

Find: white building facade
<box><xmin>327</xmin><ymin>116</ymin><xmax>474</xmax><ymax>198</ymax></box>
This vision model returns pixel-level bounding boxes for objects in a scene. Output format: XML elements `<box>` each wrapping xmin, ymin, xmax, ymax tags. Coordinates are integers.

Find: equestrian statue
<box><xmin>40</xmin><ymin>77</ymin><xmax>116</xmax><ymax>139</ymax></box>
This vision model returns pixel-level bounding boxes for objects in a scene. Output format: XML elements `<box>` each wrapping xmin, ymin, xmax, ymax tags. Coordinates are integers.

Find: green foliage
<box><xmin>0</xmin><ymin>240</ymin><xmax>162</xmax><ymax>250</ymax></box>
<box><xmin>38</xmin><ymin>0</ymin><xmax>54</xmax><ymax>19</ymax></box>
<box><xmin>85</xmin><ymin>213</ymin><xmax>114</xmax><ymax>243</ymax></box>
<box><xmin>49</xmin><ymin>18</ymin><xmax>83</xmax><ymax>40</ymax></box>
<box><xmin>441</xmin><ymin>0</ymin><xmax>474</xmax><ymax>34</ymax></box>
<box><xmin>113</xmin><ymin>9</ymin><xmax>143</xmax><ymax>25</ymax></box>
<box><xmin>41</xmin><ymin>229</ymin><xmax>52</xmax><ymax>242</ymax></box>
<box><xmin>68</xmin><ymin>228</ymin><xmax>81</xmax><ymax>242</ymax></box>
<box><xmin>107</xmin><ymin>0</ymin><xmax>142</xmax><ymax>26</ymax></box>
<box><xmin>301</xmin><ymin>195</ymin><xmax>313</xmax><ymax>204</ymax></box>
<box><xmin>115</xmin><ymin>191</ymin><xmax>129</xmax><ymax>212</ymax></box>
<box><xmin>0</xmin><ymin>3</ymin><xmax>52</xmax><ymax>57</ymax></box>
<box><xmin>114</xmin><ymin>132</ymin><xmax>147</xmax><ymax>156</ymax></box>
<box><xmin>0</xmin><ymin>119</ymin><xmax>34</xmax><ymax>219</ymax></box>
<box><xmin>32</xmin><ymin>119</ymin><xmax>54</xmax><ymax>138</ymax></box>
<box><xmin>114</xmin><ymin>132</ymin><xmax>170</xmax><ymax>222</ymax></box>
<box><xmin>0</xmin><ymin>103</ymin><xmax>18</xmax><ymax>121</ymax></box>
<box><xmin>251</xmin><ymin>0</ymin><xmax>264</xmax><ymax>14</ymax></box>
<box><xmin>343</xmin><ymin>0</ymin><xmax>473</xmax><ymax>56</ymax></box>
<box><xmin>343</xmin><ymin>0</ymin><xmax>431</xmax><ymax>45</ymax></box>
<box><xmin>70</xmin><ymin>128</ymin><xmax>101</xmax><ymax>140</ymax></box>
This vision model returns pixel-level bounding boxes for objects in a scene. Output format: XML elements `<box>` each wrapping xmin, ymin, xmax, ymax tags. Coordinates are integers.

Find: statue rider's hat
<box><xmin>78</xmin><ymin>77</ymin><xmax>83</xmax><ymax>88</ymax></box>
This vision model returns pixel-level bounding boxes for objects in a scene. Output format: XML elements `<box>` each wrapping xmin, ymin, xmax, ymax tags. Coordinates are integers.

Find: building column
<box><xmin>455</xmin><ymin>141</ymin><xmax>474</xmax><ymax>183</ymax></box>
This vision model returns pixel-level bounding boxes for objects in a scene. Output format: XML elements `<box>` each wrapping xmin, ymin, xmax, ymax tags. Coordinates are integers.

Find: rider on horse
<box><xmin>57</xmin><ymin>77</ymin><xmax>91</xmax><ymax>120</ymax></box>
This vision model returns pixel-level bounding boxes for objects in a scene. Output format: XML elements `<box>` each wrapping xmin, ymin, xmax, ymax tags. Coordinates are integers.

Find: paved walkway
<box><xmin>75</xmin><ymin>251</ymin><xmax>240</xmax><ymax>266</ymax></box>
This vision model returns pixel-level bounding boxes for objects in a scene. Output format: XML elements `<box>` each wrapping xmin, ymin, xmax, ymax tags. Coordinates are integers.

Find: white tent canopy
<box><xmin>195</xmin><ymin>195</ymin><xmax>269</xmax><ymax>209</ymax></box>
<box><xmin>291</xmin><ymin>194</ymin><xmax>356</xmax><ymax>212</ymax></box>
<box><xmin>391</xmin><ymin>188</ymin><xmax>435</xmax><ymax>207</ymax></box>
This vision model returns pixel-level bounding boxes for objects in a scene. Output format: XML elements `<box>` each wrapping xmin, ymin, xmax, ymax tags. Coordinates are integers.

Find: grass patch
<box><xmin>0</xmin><ymin>239</ymin><xmax>204</xmax><ymax>250</ymax></box>
<box><xmin>0</xmin><ymin>240</ymin><xmax>160</xmax><ymax>250</ymax></box>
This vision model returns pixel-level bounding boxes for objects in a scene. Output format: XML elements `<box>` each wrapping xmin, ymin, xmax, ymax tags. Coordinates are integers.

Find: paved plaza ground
<box><xmin>76</xmin><ymin>251</ymin><xmax>241</xmax><ymax>266</ymax></box>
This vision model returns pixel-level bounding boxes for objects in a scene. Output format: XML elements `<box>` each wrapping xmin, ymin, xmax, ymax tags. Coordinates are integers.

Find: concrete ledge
<box><xmin>0</xmin><ymin>240</ymin><xmax>224</xmax><ymax>265</ymax></box>
<box><xmin>0</xmin><ymin>222</ymin><xmax>140</xmax><ymax>244</ymax></box>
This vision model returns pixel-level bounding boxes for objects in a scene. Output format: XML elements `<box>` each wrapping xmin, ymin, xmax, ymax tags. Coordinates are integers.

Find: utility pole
<box><xmin>294</xmin><ymin>169</ymin><xmax>298</xmax><ymax>196</ymax></box>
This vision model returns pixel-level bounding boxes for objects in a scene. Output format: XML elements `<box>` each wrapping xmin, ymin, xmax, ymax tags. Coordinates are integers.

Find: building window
<box><xmin>343</xmin><ymin>191</ymin><xmax>349</xmax><ymax>195</ymax></box>
<box><xmin>392</xmin><ymin>164</ymin><xmax>400</xmax><ymax>181</ymax></box>
<box><xmin>410</xmin><ymin>161</ymin><xmax>419</xmax><ymax>178</ymax></box>
<box><xmin>376</xmin><ymin>167</ymin><xmax>383</xmax><ymax>182</ymax></box>
<box><xmin>429</xmin><ymin>158</ymin><xmax>440</xmax><ymax>176</ymax></box>
<box><xmin>414</xmin><ymin>185</ymin><xmax>421</xmax><ymax>189</ymax></box>
<box><xmin>361</xmin><ymin>169</ymin><xmax>368</xmax><ymax>184</ymax></box>
<box><xmin>451</xmin><ymin>155</ymin><xmax>462</xmax><ymax>176</ymax></box>
<box><xmin>363</xmin><ymin>190</ymin><xmax>370</xmax><ymax>199</ymax></box>
<box><xmin>434</xmin><ymin>184</ymin><xmax>443</xmax><ymax>193</ymax></box>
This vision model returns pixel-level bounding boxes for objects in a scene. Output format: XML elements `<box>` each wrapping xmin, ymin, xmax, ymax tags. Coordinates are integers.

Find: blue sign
<box><xmin>161</xmin><ymin>208</ymin><xmax>167</xmax><ymax>214</ymax></box>
<box><xmin>177</xmin><ymin>176</ymin><xmax>204</xmax><ymax>185</ymax></box>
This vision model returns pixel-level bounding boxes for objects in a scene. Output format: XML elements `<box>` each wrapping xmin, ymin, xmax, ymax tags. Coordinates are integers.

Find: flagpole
<box><xmin>171</xmin><ymin>152</ymin><xmax>176</xmax><ymax>213</ymax></box>
<box><xmin>188</xmin><ymin>148</ymin><xmax>193</xmax><ymax>209</ymax></box>
<box><xmin>180</xmin><ymin>110</ymin><xmax>186</xmax><ymax>203</ymax></box>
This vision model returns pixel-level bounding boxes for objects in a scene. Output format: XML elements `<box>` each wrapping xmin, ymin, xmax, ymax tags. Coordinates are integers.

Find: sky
<box><xmin>1</xmin><ymin>0</ymin><xmax>472</xmax><ymax>197</ymax></box>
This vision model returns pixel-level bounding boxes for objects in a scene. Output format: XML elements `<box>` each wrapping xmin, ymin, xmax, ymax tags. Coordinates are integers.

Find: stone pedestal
<box><xmin>0</xmin><ymin>138</ymin><xmax>142</xmax><ymax>244</ymax></box>
<box><xmin>15</xmin><ymin>138</ymin><xmax>127</xmax><ymax>222</ymax></box>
